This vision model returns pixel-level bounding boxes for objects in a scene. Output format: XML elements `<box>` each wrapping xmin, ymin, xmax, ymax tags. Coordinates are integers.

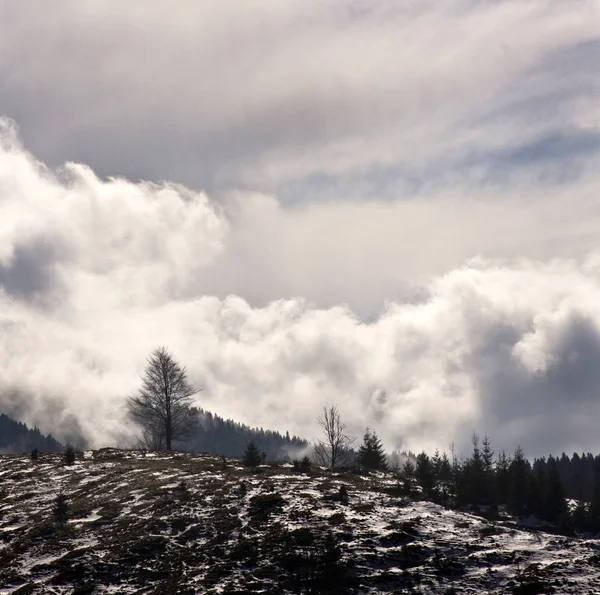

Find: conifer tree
<box><xmin>588</xmin><ymin>459</ymin><xmax>600</xmax><ymax>533</ymax></box>
<box><xmin>64</xmin><ymin>445</ymin><xmax>76</xmax><ymax>466</ymax></box>
<box><xmin>416</xmin><ymin>451</ymin><xmax>435</xmax><ymax>497</ymax></box>
<box><xmin>402</xmin><ymin>458</ymin><xmax>416</xmax><ymax>496</ymax></box>
<box><xmin>53</xmin><ymin>493</ymin><xmax>69</xmax><ymax>526</ymax></box>
<box><xmin>436</xmin><ymin>452</ymin><xmax>453</xmax><ymax>505</ymax></box>
<box><xmin>542</xmin><ymin>458</ymin><xmax>570</xmax><ymax>527</ymax></box>
<box><xmin>572</xmin><ymin>486</ymin><xmax>589</xmax><ymax>533</ymax></box>
<box><xmin>449</xmin><ymin>443</ymin><xmax>461</xmax><ymax>506</ymax></box>
<box><xmin>481</xmin><ymin>434</ymin><xmax>495</xmax><ymax>504</ymax></box>
<box><xmin>466</xmin><ymin>433</ymin><xmax>485</xmax><ymax>505</ymax></box>
<box><xmin>356</xmin><ymin>429</ymin><xmax>388</xmax><ymax>471</ymax></box>
<box><xmin>508</xmin><ymin>446</ymin><xmax>530</xmax><ymax>518</ymax></box>
<box><xmin>481</xmin><ymin>435</ymin><xmax>494</xmax><ymax>472</ymax></box>
<box><xmin>495</xmin><ymin>450</ymin><xmax>511</xmax><ymax>506</ymax></box>
<box><xmin>431</xmin><ymin>448</ymin><xmax>442</xmax><ymax>483</ymax></box>
<box><xmin>243</xmin><ymin>441</ymin><xmax>262</xmax><ymax>469</ymax></box>
<box><xmin>402</xmin><ymin>458</ymin><xmax>415</xmax><ymax>477</ymax></box>
<box><xmin>528</xmin><ymin>459</ymin><xmax>545</xmax><ymax>518</ymax></box>
<box><xmin>438</xmin><ymin>452</ymin><xmax>452</xmax><ymax>482</ymax></box>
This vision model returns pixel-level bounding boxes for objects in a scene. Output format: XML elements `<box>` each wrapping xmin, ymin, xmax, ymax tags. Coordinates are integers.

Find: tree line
<box><xmin>185</xmin><ymin>408</ymin><xmax>307</xmax><ymax>460</ymax></box>
<box><xmin>312</xmin><ymin>408</ymin><xmax>600</xmax><ymax>535</ymax></box>
<box><xmin>0</xmin><ymin>413</ymin><xmax>63</xmax><ymax>453</ymax></box>
<box><xmin>127</xmin><ymin>346</ymin><xmax>306</xmax><ymax>458</ymax></box>
<box><xmin>126</xmin><ymin>346</ymin><xmax>600</xmax><ymax>535</ymax></box>
<box><xmin>401</xmin><ymin>435</ymin><xmax>600</xmax><ymax>535</ymax></box>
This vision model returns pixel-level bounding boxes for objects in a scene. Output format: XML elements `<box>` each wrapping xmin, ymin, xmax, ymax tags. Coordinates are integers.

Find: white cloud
<box><xmin>1</xmin><ymin>1</ymin><xmax>600</xmax><ymax>457</ymax></box>
<box><xmin>2</xmin><ymin>122</ymin><xmax>600</xmax><ymax>457</ymax></box>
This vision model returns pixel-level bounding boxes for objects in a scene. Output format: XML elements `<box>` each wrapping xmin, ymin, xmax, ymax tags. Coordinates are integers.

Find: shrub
<box><xmin>275</xmin><ymin>528</ymin><xmax>350</xmax><ymax>594</ymax></box>
<box><xmin>176</xmin><ymin>480</ymin><xmax>191</xmax><ymax>501</ymax></box>
<box><xmin>293</xmin><ymin>456</ymin><xmax>313</xmax><ymax>473</ymax></box>
<box><xmin>249</xmin><ymin>492</ymin><xmax>285</xmax><ymax>520</ymax></box>
<box><xmin>339</xmin><ymin>484</ymin><xmax>349</xmax><ymax>503</ymax></box>
<box><xmin>31</xmin><ymin>448</ymin><xmax>39</xmax><ymax>462</ymax></box>
<box><xmin>53</xmin><ymin>493</ymin><xmax>69</xmax><ymax>526</ymax></box>
<box><xmin>64</xmin><ymin>445</ymin><xmax>76</xmax><ymax>466</ymax></box>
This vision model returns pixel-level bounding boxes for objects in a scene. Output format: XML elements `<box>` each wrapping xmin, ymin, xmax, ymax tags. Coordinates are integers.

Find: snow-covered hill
<box><xmin>0</xmin><ymin>450</ymin><xmax>599</xmax><ymax>594</ymax></box>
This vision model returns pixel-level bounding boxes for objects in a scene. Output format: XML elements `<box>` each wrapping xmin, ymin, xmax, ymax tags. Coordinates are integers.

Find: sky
<box><xmin>1</xmin><ymin>0</ymin><xmax>600</xmax><ymax>457</ymax></box>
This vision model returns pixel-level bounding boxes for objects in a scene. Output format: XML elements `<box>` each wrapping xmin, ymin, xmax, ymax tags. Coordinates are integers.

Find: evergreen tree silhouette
<box><xmin>508</xmin><ymin>446</ymin><xmax>530</xmax><ymax>519</ymax></box>
<box><xmin>416</xmin><ymin>452</ymin><xmax>435</xmax><ymax>497</ymax></box>
<box><xmin>243</xmin><ymin>441</ymin><xmax>262</xmax><ymax>469</ymax></box>
<box><xmin>542</xmin><ymin>458</ymin><xmax>571</xmax><ymax>532</ymax></box>
<box><xmin>495</xmin><ymin>450</ymin><xmax>511</xmax><ymax>506</ymax></box>
<box><xmin>481</xmin><ymin>434</ymin><xmax>495</xmax><ymax>504</ymax></box>
<box><xmin>64</xmin><ymin>445</ymin><xmax>76</xmax><ymax>465</ymax></box>
<box><xmin>588</xmin><ymin>459</ymin><xmax>600</xmax><ymax>533</ymax></box>
<box><xmin>356</xmin><ymin>429</ymin><xmax>388</xmax><ymax>471</ymax></box>
<box><xmin>53</xmin><ymin>493</ymin><xmax>69</xmax><ymax>526</ymax></box>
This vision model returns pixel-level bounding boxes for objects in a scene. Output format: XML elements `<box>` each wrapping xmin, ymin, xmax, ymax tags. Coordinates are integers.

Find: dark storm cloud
<box><xmin>467</xmin><ymin>313</ymin><xmax>600</xmax><ymax>457</ymax></box>
<box><xmin>0</xmin><ymin>237</ymin><xmax>64</xmax><ymax>303</ymax></box>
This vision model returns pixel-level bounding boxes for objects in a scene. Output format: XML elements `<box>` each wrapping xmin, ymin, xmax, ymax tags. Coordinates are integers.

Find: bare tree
<box><xmin>313</xmin><ymin>405</ymin><xmax>354</xmax><ymax>468</ymax></box>
<box><xmin>128</xmin><ymin>346</ymin><xmax>200</xmax><ymax>451</ymax></box>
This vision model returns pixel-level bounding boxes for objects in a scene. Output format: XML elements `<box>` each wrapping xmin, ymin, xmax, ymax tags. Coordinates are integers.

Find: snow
<box><xmin>72</xmin><ymin>509</ymin><xmax>102</xmax><ymax>524</ymax></box>
<box><xmin>1</xmin><ymin>451</ymin><xmax>599</xmax><ymax>593</ymax></box>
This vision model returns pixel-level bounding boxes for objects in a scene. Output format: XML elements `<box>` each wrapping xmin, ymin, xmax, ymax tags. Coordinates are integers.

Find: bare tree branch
<box><xmin>127</xmin><ymin>346</ymin><xmax>200</xmax><ymax>451</ymax></box>
<box><xmin>313</xmin><ymin>404</ymin><xmax>354</xmax><ymax>468</ymax></box>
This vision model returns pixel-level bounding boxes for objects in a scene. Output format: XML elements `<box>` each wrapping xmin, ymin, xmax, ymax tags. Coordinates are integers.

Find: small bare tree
<box><xmin>313</xmin><ymin>405</ymin><xmax>354</xmax><ymax>469</ymax></box>
<box><xmin>128</xmin><ymin>346</ymin><xmax>200</xmax><ymax>451</ymax></box>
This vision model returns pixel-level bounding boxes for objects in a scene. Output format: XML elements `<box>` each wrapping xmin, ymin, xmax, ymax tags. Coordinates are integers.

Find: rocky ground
<box><xmin>0</xmin><ymin>449</ymin><xmax>599</xmax><ymax>594</ymax></box>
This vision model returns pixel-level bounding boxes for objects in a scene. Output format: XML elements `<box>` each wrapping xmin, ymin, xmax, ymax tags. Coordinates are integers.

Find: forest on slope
<box><xmin>0</xmin><ymin>413</ymin><xmax>63</xmax><ymax>453</ymax></box>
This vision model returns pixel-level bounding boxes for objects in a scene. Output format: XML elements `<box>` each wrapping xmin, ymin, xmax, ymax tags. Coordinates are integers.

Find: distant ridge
<box><xmin>0</xmin><ymin>407</ymin><xmax>307</xmax><ymax>459</ymax></box>
<box><xmin>0</xmin><ymin>413</ymin><xmax>63</xmax><ymax>453</ymax></box>
<box><xmin>183</xmin><ymin>407</ymin><xmax>308</xmax><ymax>459</ymax></box>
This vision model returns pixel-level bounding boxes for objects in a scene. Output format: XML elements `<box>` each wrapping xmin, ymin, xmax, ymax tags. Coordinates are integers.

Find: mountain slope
<box><xmin>0</xmin><ymin>413</ymin><xmax>63</xmax><ymax>454</ymax></box>
<box><xmin>0</xmin><ymin>450</ymin><xmax>599</xmax><ymax>594</ymax></box>
<box><xmin>184</xmin><ymin>407</ymin><xmax>308</xmax><ymax>459</ymax></box>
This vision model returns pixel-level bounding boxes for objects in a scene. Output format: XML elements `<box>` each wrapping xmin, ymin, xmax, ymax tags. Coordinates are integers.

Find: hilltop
<box><xmin>0</xmin><ymin>450</ymin><xmax>599</xmax><ymax>594</ymax></box>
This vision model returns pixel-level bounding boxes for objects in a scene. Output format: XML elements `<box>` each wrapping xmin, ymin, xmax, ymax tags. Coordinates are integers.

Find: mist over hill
<box><xmin>0</xmin><ymin>407</ymin><xmax>307</xmax><ymax>461</ymax></box>
<box><xmin>0</xmin><ymin>413</ymin><xmax>63</xmax><ymax>454</ymax></box>
<box><xmin>184</xmin><ymin>407</ymin><xmax>308</xmax><ymax>459</ymax></box>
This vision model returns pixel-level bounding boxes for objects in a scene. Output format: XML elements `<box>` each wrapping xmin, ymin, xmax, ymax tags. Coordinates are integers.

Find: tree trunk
<box><xmin>165</xmin><ymin>413</ymin><xmax>172</xmax><ymax>451</ymax></box>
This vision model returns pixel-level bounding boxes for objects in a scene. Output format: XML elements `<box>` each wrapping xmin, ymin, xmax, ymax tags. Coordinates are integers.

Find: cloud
<box><xmin>1</xmin><ymin>1</ymin><xmax>600</xmax><ymax>458</ymax></box>
<box><xmin>0</xmin><ymin>1</ymin><xmax>598</xmax><ymax>195</ymax></box>
<box><xmin>2</xmin><ymin>121</ymin><xmax>600</xmax><ymax>458</ymax></box>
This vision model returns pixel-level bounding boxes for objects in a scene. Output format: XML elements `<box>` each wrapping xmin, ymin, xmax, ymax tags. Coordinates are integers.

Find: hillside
<box><xmin>184</xmin><ymin>407</ymin><xmax>308</xmax><ymax>459</ymax></box>
<box><xmin>1</xmin><ymin>451</ymin><xmax>600</xmax><ymax>594</ymax></box>
<box><xmin>0</xmin><ymin>407</ymin><xmax>307</xmax><ymax>461</ymax></box>
<box><xmin>0</xmin><ymin>414</ymin><xmax>63</xmax><ymax>454</ymax></box>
